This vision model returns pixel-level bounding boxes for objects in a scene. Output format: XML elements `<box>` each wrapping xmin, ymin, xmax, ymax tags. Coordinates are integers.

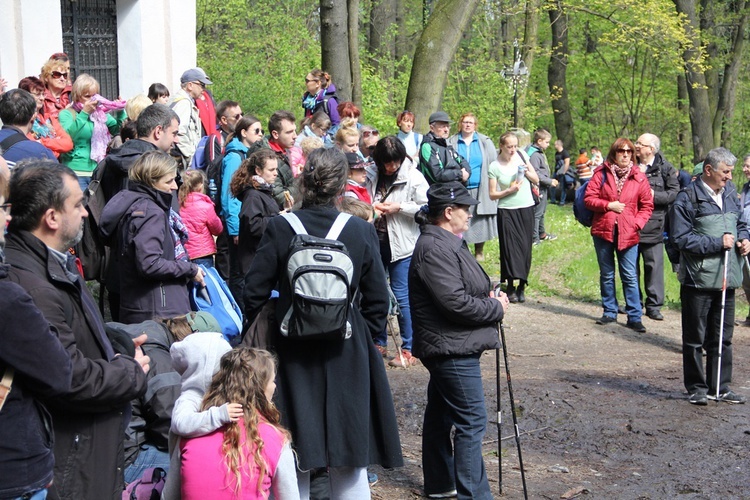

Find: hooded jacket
<box><xmin>0</xmin><ymin>260</ymin><xmax>72</xmax><ymax>499</ymax></box>
<box><xmin>161</xmin><ymin>332</ymin><xmax>232</xmax><ymax>500</ymax></box>
<box><xmin>237</xmin><ymin>179</ymin><xmax>279</xmax><ymax>275</ymax></box>
<box><xmin>584</xmin><ymin>163</ymin><xmax>654</xmax><ymax>250</ymax></box>
<box><xmin>220</xmin><ymin>137</ymin><xmax>250</xmax><ymax>236</ymax></box>
<box><xmin>4</xmin><ymin>231</ymin><xmax>147</xmax><ymax>500</ymax></box>
<box><xmin>100</xmin><ymin>182</ymin><xmax>198</xmax><ymax>323</ymax></box>
<box><xmin>181</xmin><ymin>192</ymin><xmax>223</xmax><ymax>259</ymax></box>
<box><xmin>99</xmin><ymin>139</ymin><xmax>158</xmax><ymax>202</ymax></box>
<box><xmin>302</xmin><ymin>83</ymin><xmax>340</xmax><ymax>126</ymax></box>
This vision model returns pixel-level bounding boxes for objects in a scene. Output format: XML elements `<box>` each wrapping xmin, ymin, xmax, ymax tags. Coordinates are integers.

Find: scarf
<box><xmin>607</xmin><ymin>161</ymin><xmax>632</xmax><ymax>195</ymax></box>
<box><xmin>73</xmin><ymin>94</ymin><xmax>126</xmax><ymax>163</ymax></box>
<box><xmin>31</xmin><ymin>115</ymin><xmax>55</xmax><ymax>139</ymax></box>
<box><xmin>302</xmin><ymin>89</ymin><xmax>324</xmax><ymax>114</ymax></box>
<box><xmin>168</xmin><ymin>208</ymin><xmax>190</xmax><ymax>262</ymax></box>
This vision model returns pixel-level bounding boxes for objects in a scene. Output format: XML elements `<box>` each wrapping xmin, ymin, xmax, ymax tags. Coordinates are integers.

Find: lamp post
<box><xmin>503</xmin><ymin>40</ymin><xmax>529</xmax><ymax>129</ymax></box>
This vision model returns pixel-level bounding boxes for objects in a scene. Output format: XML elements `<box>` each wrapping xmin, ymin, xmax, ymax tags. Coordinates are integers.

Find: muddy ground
<box><xmin>370</xmin><ymin>294</ymin><xmax>750</xmax><ymax>499</ymax></box>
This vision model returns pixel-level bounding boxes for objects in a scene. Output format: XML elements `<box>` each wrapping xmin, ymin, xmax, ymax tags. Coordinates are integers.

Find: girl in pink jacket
<box><xmin>179</xmin><ymin>169</ymin><xmax>224</xmax><ymax>267</ymax></box>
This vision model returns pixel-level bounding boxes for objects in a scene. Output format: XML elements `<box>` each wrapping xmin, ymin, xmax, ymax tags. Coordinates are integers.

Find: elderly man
<box><xmin>5</xmin><ymin>161</ymin><xmax>149</xmax><ymax>498</ymax></box>
<box><xmin>670</xmin><ymin>148</ymin><xmax>749</xmax><ymax>405</ymax></box>
<box><xmin>419</xmin><ymin>111</ymin><xmax>470</xmax><ymax>185</ymax></box>
<box><xmin>634</xmin><ymin>133</ymin><xmax>679</xmax><ymax>321</ymax></box>
<box><xmin>171</xmin><ymin>68</ymin><xmax>212</xmax><ymax>167</ymax></box>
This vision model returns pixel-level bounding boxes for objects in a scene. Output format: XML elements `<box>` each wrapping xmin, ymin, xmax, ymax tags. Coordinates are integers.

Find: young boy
<box><xmin>527</xmin><ymin>128</ymin><xmax>558</xmax><ymax>244</ymax></box>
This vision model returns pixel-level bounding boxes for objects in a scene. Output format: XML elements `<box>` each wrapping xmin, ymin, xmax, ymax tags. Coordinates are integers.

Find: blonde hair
<box><xmin>201</xmin><ymin>348</ymin><xmax>289</xmax><ymax>496</ymax></box>
<box><xmin>178</xmin><ymin>169</ymin><xmax>206</xmax><ymax>207</ymax></box>
<box><xmin>125</xmin><ymin>94</ymin><xmax>152</xmax><ymax>121</ymax></box>
<box><xmin>340</xmin><ymin>197</ymin><xmax>374</xmax><ymax>222</ymax></box>
<box><xmin>335</xmin><ymin>126</ymin><xmax>359</xmax><ymax>147</ymax></box>
<box><xmin>70</xmin><ymin>74</ymin><xmax>100</xmax><ymax>103</ymax></box>
<box><xmin>128</xmin><ymin>150</ymin><xmax>177</xmax><ymax>188</ymax></box>
<box><xmin>300</xmin><ymin>136</ymin><xmax>324</xmax><ymax>157</ymax></box>
<box><xmin>40</xmin><ymin>59</ymin><xmax>68</xmax><ymax>81</ymax></box>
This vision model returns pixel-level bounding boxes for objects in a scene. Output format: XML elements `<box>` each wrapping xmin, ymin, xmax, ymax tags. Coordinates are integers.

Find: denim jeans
<box><xmin>373</xmin><ymin>256</ymin><xmax>414</xmax><ymax>351</ymax></box>
<box><xmin>421</xmin><ymin>354</ymin><xmax>493</xmax><ymax>500</ymax></box>
<box><xmin>297</xmin><ymin>466</ymin><xmax>369</xmax><ymax>500</ymax></box>
<box><xmin>593</xmin><ymin>235</ymin><xmax>642</xmax><ymax>322</ymax></box>
<box><xmin>77</xmin><ymin>174</ymin><xmax>91</xmax><ymax>192</ymax></box>
<box><xmin>124</xmin><ymin>443</ymin><xmax>170</xmax><ymax>484</ymax></box>
<box><xmin>191</xmin><ymin>255</ymin><xmax>215</xmax><ymax>268</ymax></box>
<box><xmin>13</xmin><ymin>489</ymin><xmax>47</xmax><ymax>500</ymax></box>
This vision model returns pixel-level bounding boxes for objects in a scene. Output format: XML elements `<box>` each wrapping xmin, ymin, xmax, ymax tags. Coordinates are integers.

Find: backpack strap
<box><xmin>281</xmin><ymin>212</ymin><xmax>308</xmax><ymax>235</ymax></box>
<box><xmin>325</xmin><ymin>213</ymin><xmax>351</xmax><ymax>240</ymax></box>
<box><xmin>0</xmin><ymin>129</ymin><xmax>29</xmax><ymax>153</ymax></box>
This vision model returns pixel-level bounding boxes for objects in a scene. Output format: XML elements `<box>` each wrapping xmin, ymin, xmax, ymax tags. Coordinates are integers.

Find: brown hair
<box><xmin>340</xmin><ymin>197</ymin><xmax>374</xmax><ymax>221</ymax></box>
<box><xmin>18</xmin><ymin>76</ymin><xmax>45</xmax><ymax>95</ymax></box>
<box><xmin>459</xmin><ymin>112</ymin><xmax>478</xmax><ymax>128</ymax></box>
<box><xmin>230</xmin><ymin>149</ymin><xmax>278</xmax><ymax>197</ymax></box>
<box><xmin>499</xmin><ymin>131</ymin><xmax>518</xmax><ymax>147</ymax></box>
<box><xmin>605</xmin><ymin>138</ymin><xmax>636</xmax><ymax>165</ymax></box>
<box><xmin>178</xmin><ymin>169</ymin><xmax>206</xmax><ymax>207</ymax></box>
<box><xmin>308</xmin><ymin>69</ymin><xmax>331</xmax><ymax>89</ymax></box>
<box><xmin>396</xmin><ymin>110</ymin><xmax>415</xmax><ymax>127</ymax></box>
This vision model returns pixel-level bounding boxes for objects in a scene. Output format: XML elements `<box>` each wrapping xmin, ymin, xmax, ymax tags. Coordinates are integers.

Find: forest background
<box><xmin>197</xmin><ymin>0</ymin><xmax>750</xmax><ymax>178</ymax></box>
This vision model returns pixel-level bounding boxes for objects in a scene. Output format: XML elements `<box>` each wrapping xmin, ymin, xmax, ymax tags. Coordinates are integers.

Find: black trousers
<box><xmin>637</xmin><ymin>241</ymin><xmax>665</xmax><ymax>314</ymax></box>
<box><xmin>680</xmin><ymin>285</ymin><xmax>734</xmax><ymax>395</ymax></box>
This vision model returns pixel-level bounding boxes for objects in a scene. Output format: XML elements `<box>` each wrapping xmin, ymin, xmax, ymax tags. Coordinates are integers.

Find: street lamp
<box><xmin>502</xmin><ymin>40</ymin><xmax>529</xmax><ymax>129</ymax></box>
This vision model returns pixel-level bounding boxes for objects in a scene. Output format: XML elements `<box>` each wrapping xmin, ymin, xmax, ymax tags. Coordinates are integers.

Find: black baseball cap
<box><xmin>427</xmin><ymin>181</ymin><xmax>478</xmax><ymax>207</ymax></box>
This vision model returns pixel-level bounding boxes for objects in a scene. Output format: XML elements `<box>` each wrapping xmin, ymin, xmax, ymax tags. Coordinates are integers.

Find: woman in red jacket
<box><xmin>584</xmin><ymin>138</ymin><xmax>654</xmax><ymax>332</ymax></box>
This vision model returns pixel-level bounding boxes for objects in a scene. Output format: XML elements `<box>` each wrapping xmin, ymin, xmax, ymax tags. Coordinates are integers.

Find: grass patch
<box><xmin>476</xmin><ymin>204</ymin><xmax>682</xmax><ymax>310</ymax></box>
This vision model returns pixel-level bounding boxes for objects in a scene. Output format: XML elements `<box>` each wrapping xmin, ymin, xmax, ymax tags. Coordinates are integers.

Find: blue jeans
<box><xmin>373</xmin><ymin>256</ymin><xmax>414</xmax><ymax>351</ymax></box>
<box><xmin>77</xmin><ymin>174</ymin><xmax>91</xmax><ymax>192</ymax></box>
<box><xmin>191</xmin><ymin>255</ymin><xmax>214</xmax><ymax>268</ymax></box>
<box><xmin>421</xmin><ymin>353</ymin><xmax>492</xmax><ymax>500</ymax></box>
<box><xmin>124</xmin><ymin>443</ymin><xmax>170</xmax><ymax>484</ymax></box>
<box><xmin>593</xmin><ymin>235</ymin><xmax>642</xmax><ymax>322</ymax></box>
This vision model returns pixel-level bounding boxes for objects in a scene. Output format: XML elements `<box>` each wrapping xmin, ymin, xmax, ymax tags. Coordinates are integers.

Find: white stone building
<box><xmin>0</xmin><ymin>0</ymin><xmax>197</xmax><ymax>99</ymax></box>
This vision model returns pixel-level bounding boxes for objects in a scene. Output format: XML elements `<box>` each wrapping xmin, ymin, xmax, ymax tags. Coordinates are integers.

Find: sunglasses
<box><xmin>616</xmin><ymin>149</ymin><xmax>633</xmax><ymax>154</ymax></box>
<box><xmin>253</xmin><ymin>127</ymin><xmax>263</xmax><ymax>135</ymax></box>
<box><xmin>362</xmin><ymin>130</ymin><xmax>380</xmax><ymax>138</ymax></box>
<box><xmin>226</xmin><ymin>113</ymin><xmax>242</xmax><ymax>121</ymax></box>
<box><xmin>305</xmin><ymin>78</ymin><xmax>318</xmax><ymax>84</ymax></box>
<box><xmin>51</xmin><ymin>71</ymin><xmax>68</xmax><ymax>80</ymax></box>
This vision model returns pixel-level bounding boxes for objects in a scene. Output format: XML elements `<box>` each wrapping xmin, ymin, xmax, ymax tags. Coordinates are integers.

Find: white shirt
<box><xmin>700</xmin><ymin>179</ymin><xmax>724</xmax><ymax>209</ymax></box>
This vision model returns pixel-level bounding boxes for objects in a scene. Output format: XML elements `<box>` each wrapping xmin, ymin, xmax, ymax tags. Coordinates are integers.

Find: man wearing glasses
<box><xmin>170</xmin><ymin>68</ymin><xmax>212</xmax><ymax>168</ymax></box>
<box><xmin>419</xmin><ymin>111</ymin><xmax>470</xmax><ymax>186</ymax></box>
<box><xmin>634</xmin><ymin>133</ymin><xmax>679</xmax><ymax>321</ymax></box>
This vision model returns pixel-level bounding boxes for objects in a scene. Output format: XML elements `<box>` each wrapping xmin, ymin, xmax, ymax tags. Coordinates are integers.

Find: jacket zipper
<box><xmin>160</xmin><ymin>283</ymin><xmax>166</xmax><ymax>307</ymax></box>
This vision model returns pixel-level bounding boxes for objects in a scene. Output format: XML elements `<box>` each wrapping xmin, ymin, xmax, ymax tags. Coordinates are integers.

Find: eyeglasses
<box><xmin>51</xmin><ymin>71</ymin><xmax>68</xmax><ymax>80</ymax></box>
<box><xmin>226</xmin><ymin>113</ymin><xmax>242</xmax><ymax>121</ymax></box>
<box><xmin>191</xmin><ymin>81</ymin><xmax>206</xmax><ymax>89</ymax></box>
<box><xmin>305</xmin><ymin>78</ymin><xmax>318</xmax><ymax>84</ymax></box>
<box><xmin>0</xmin><ymin>203</ymin><xmax>11</xmax><ymax>215</ymax></box>
<box><xmin>362</xmin><ymin>130</ymin><xmax>379</xmax><ymax>138</ymax></box>
<box><xmin>252</xmin><ymin>127</ymin><xmax>263</xmax><ymax>135</ymax></box>
<box><xmin>616</xmin><ymin>149</ymin><xmax>633</xmax><ymax>154</ymax></box>
<box><xmin>634</xmin><ymin>142</ymin><xmax>651</xmax><ymax>149</ymax></box>
<box><xmin>461</xmin><ymin>121</ymin><xmax>475</xmax><ymax>125</ymax></box>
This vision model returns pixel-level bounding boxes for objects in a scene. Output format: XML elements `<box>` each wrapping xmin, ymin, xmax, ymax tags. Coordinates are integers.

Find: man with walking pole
<box><xmin>669</xmin><ymin>148</ymin><xmax>749</xmax><ymax>405</ymax></box>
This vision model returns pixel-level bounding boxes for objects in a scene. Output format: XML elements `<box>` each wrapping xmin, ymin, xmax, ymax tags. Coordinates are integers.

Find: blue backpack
<box><xmin>573</xmin><ymin>170</ymin><xmax>606</xmax><ymax>227</ymax></box>
<box><xmin>189</xmin><ymin>265</ymin><xmax>243</xmax><ymax>342</ymax></box>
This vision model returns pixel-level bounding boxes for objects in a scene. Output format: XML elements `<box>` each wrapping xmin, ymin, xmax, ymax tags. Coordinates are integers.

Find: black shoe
<box><xmin>508</xmin><ymin>292</ymin><xmax>518</xmax><ymax>303</ymax></box>
<box><xmin>626</xmin><ymin>321</ymin><xmax>647</xmax><ymax>333</ymax></box>
<box><xmin>596</xmin><ymin>315</ymin><xmax>616</xmax><ymax>325</ymax></box>
<box><xmin>617</xmin><ymin>305</ymin><xmax>626</xmax><ymax>315</ymax></box>
<box><xmin>689</xmin><ymin>392</ymin><xmax>708</xmax><ymax>405</ymax></box>
<box><xmin>707</xmin><ymin>390</ymin><xmax>747</xmax><ymax>404</ymax></box>
<box><xmin>647</xmin><ymin>311</ymin><xmax>664</xmax><ymax>321</ymax></box>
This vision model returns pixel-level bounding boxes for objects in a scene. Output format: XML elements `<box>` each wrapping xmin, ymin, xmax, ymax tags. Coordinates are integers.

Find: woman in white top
<box><xmin>396</xmin><ymin>111</ymin><xmax>423</xmax><ymax>163</ymax></box>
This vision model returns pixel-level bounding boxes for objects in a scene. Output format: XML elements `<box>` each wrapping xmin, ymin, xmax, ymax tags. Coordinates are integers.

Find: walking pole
<box><xmin>495</xmin><ymin>338</ymin><xmax>503</xmax><ymax>495</ymax></box>
<box><xmin>499</xmin><ymin>323</ymin><xmax>528</xmax><ymax>499</ymax></box>
<box><xmin>715</xmin><ymin>242</ymin><xmax>731</xmax><ymax>401</ymax></box>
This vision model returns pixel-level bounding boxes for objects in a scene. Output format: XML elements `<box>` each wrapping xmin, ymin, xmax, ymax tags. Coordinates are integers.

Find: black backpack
<box><xmin>71</xmin><ymin>160</ymin><xmax>109</xmax><ymax>282</ymax></box>
<box><xmin>206</xmin><ymin>140</ymin><xmax>250</xmax><ymax>217</ymax></box>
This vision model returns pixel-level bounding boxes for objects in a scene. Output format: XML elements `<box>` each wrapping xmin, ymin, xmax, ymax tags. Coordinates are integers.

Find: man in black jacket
<box><xmin>5</xmin><ymin>160</ymin><xmax>149</xmax><ymax>500</ymax></box>
<box><xmin>0</xmin><ymin>174</ymin><xmax>73</xmax><ymax>500</ymax></box>
<box><xmin>635</xmin><ymin>133</ymin><xmax>679</xmax><ymax>321</ymax></box>
<box><xmin>419</xmin><ymin>111</ymin><xmax>470</xmax><ymax>185</ymax></box>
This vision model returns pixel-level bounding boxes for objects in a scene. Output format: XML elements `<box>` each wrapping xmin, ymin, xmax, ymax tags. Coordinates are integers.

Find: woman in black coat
<box><xmin>409</xmin><ymin>181</ymin><xmax>510</xmax><ymax>500</ymax></box>
<box><xmin>243</xmin><ymin>148</ymin><xmax>403</xmax><ymax>497</ymax></box>
<box><xmin>231</xmin><ymin>149</ymin><xmax>283</xmax><ymax>290</ymax></box>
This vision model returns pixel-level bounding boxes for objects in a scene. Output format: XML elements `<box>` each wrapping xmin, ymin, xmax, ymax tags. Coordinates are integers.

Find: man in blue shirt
<box><xmin>0</xmin><ymin>89</ymin><xmax>56</xmax><ymax>166</ymax></box>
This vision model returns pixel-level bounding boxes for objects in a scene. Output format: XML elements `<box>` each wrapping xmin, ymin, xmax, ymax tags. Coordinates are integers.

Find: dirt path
<box><xmin>371</xmin><ymin>294</ymin><xmax>750</xmax><ymax>499</ymax></box>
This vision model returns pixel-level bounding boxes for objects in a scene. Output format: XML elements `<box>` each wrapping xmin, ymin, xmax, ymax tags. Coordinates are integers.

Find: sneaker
<box><xmin>388</xmin><ymin>349</ymin><xmax>419</xmax><ymax>367</ymax></box>
<box><xmin>626</xmin><ymin>321</ymin><xmax>647</xmax><ymax>333</ymax></box>
<box><xmin>374</xmin><ymin>344</ymin><xmax>388</xmax><ymax>358</ymax></box>
<box><xmin>707</xmin><ymin>390</ymin><xmax>746</xmax><ymax>404</ymax></box>
<box><xmin>541</xmin><ymin>233</ymin><xmax>558</xmax><ymax>241</ymax></box>
<box><xmin>427</xmin><ymin>490</ymin><xmax>458</xmax><ymax>499</ymax></box>
<box><xmin>689</xmin><ymin>392</ymin><xmax>708</xmax><ymax>405</ymax></box>
<box><xmin>596</xmin><ymin>315</ymin><xmax>616</xmax><ymax>325</ymax></box>
<box><xmin>367</xmin><ymin>471</ymin><xmax>378</xmax><ymax>485</ymax></box>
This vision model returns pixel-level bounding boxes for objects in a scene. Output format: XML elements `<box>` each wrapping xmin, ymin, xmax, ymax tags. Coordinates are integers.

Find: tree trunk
<box><xmin>320</xmin><ymin>0</ymin><xmax>353</xmax><ymax>102</ymax></box>
<box><xmin>674</xmin><ymin>0</ymin><xmax>714</xmax><ymax>162</ymax></box>
<box><xmin>714</xmin><ymin>0</ymin><xmax>748</xmax><ymax>148</ymax></box>
<box><xmin>517</xmin><ymin>0</ymin><xmax>540</xmax><ymax>128</ymax></box>
<box><xmin>369</xmin><ymin>0</ymin><xmax>396</xmax><ymax>68</ymax></box>
<box><xmin>405</xmin><ymin>0</ymin><xmax>480</xmax><ymax>132</ymax></box>
<box><xmin>677</xmin><ymin>73</ymin><xmax>689</xmax><ymax>168</ymax></box>
<box><xmin>547</xmin><ymin>2</ymin><xmax>576</xmax><ymax>151</ymax></box>
<box><xmin>348</xmin><ymin>0</ymin><xmax>362</xmax><ymax>106</ymax></box>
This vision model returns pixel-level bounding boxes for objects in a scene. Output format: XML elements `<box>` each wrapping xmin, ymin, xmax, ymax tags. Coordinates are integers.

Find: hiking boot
<box><xmin>388</xmin><ymin>350</ymin><xmax>419</xmax><ymax>367</ymax></box>
<box><xmin>626</xmin><ymin>321</ymin><xmax>647</xmax><ymax>333</ymax></box>
<box><xmin>596</xmin><ymin>315</ymin><xmax>616</xmax><ymax>325</ymax></box>
<box><xmin>707</xmin><ymin>390</ymin><xmax>746</xmax><ymax>404</ymax></box>
<box><xmin>507</xmin><ymin>291</ymin><xmax>518</xmax><ymax>303</ymax></box>
<box><xmin>427</xmin><ymin>490</ymin><xmax>458</xmax><ymax>499</ymax></box>
<box><xmin>646</xmin><ymin>311</ymin><xmax>664</xmax><ymax>321</ymax></box>
<box><xmin>374</xmin><ymin>344</ymin><xmax>388</xmax><ymax>358</ymax></box>
<box><xmin>516</xmin><ymin>283</ymin><xmax>526</xmax><ymax>303</ymax></box>
<box><xmin>689</xmin><ymin>392</ymin><xmax>708</xmax><ymax>405</ymax></box>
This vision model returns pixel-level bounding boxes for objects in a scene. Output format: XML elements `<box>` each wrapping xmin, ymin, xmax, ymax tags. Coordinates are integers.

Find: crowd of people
<box><xmin>0</xmin><ymin>52</ymin><xmax>747</xmax><ymax>500</ymax></box>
